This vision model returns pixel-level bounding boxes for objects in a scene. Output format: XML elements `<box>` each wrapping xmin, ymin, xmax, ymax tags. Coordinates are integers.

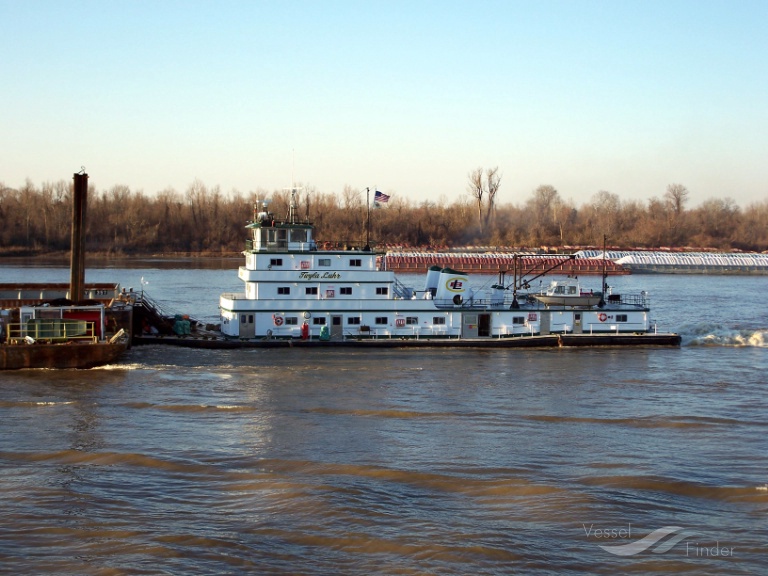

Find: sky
<box><xmin>2</xmin><ymin>0</ymin><xmax>766</xmax><ymax>208</ymax></box>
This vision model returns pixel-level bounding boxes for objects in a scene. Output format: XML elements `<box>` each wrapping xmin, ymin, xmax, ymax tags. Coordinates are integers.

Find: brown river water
<box><xmin>0</xmin><ymin>262</ymin><xmax>766</xmax><ymax>575</ymax></box>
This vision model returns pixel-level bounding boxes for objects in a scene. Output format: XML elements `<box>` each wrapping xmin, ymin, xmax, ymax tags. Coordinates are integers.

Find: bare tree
<box><xmin>485</xmin><ymin>166</ymin><xmax>502</xmax><ymax>229</ymax></box>
<box><xmin>466</xmin><ymin>167</ymin><xmax>484</xmax><ymax>232</ymax></box>
<box><xmin>665</xmin><ymin>183</ymin><xmax>690</xmax><ymax>216</ymax></box>
<box><xmin>527</xmin><ymin>185</ymin><xmax>561</xmax><ymax>244</ymax></box>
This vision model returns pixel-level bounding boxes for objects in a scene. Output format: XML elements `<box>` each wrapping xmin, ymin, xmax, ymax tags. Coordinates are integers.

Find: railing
<box><xmin>6</xmin><ymin>319</ymin><xmax>97</xmax><ymax>344</ymax></box>
<box><xmin>392</xmin><ymin>277</ymin><xmax>412</xmax><ymax>299</ymax></box>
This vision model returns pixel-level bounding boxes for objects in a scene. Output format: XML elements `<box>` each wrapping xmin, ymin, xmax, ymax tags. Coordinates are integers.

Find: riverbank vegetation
<box><xmin>1</xmin><ymin>175</ymin><xmax>767</xmax><ymax>255</ymax></box>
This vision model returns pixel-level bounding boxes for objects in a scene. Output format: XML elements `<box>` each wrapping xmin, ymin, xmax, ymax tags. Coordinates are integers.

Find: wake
<box><xmin>680</xmin><ymin>324</ymin><xmax>768</xmax><ymax>347</ymax></box>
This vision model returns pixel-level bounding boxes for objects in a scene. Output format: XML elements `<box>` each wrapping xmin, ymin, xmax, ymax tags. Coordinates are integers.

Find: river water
<box><xmin>1</xmin><ymin>260</ymin><xmax>766</xmax><ymax>575</ymax></box>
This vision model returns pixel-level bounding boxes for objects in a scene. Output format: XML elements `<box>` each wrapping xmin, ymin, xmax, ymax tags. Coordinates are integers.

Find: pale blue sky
<box><xmin>2</xmin><ymin>0</ymin><xmax>766</xmax><ymax>207</ymax></box>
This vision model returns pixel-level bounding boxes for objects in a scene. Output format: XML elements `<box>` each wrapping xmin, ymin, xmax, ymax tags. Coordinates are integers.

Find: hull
<box><xmin>0</xmin><ymin>341</ymin><xmax>128</xmax><ymax>370</ymax></box>
<box><xmin>133</xmin><ymin>333</ymin><xmax>681</xmax><ymax>349</ymax></box>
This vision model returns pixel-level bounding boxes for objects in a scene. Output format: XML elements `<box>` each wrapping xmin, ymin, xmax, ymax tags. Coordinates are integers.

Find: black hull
<box><xmin>132</xmin><ymin>333</ymin><xmax>681</xmax><ymax>349</ymax></box>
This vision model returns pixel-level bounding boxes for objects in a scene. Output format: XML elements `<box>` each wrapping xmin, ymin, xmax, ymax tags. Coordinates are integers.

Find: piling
<box><xmin>70</xmin><ymin>172</ymin><xmax>88</xmax><ymax>302</ymax></box>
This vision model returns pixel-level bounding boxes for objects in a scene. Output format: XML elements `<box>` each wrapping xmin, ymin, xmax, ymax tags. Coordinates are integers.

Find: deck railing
<box><xmin>6</xmin><ymin>319</ymin><xmax>97</xmax><ymax>344</ymax></box>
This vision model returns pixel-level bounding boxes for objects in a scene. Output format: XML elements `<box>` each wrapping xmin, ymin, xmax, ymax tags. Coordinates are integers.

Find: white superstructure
<box><xmin>219</xmin><ymin>198</ymin><xmax>653</xmax><ymax>341</ymax></box>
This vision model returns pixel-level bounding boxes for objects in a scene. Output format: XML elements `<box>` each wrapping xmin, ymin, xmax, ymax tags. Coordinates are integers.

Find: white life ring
<box><xmin>598</xmin><ymin>312</ymin><xmax>608</xmax><ymax>322</ymax></box>
<box><xmin>273</xmin><ymin>315</ymin><xmax>284</xmax><ymax>326</ymax></box>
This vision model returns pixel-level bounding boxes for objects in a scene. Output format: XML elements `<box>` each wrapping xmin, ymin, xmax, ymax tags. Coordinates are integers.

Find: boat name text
<box><xmin>298</xmin><ymin>272</ymin><xmax>341</xmax><ymax>280</ymax></box>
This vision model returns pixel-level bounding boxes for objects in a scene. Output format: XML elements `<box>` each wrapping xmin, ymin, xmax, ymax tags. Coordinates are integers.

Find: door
<box><xmin>539</xmin><ymin>311</ymin><xmax>550</xmax><ymax>335</ymax></box>
<box><xmin>574</xmin><ymin>312</ymin><xmax>582</xmax><ymax>334</ymax></box>
<box><xmin>461</xmin><ymin>314</ymin><xmax>479</xmax><ymax>338</ymax></box>
<box><xmin>331</xmin><ymin>315</ymin><xmax>343</xmax><ymax>340</ymax></box>
<box><xmin>478</xmin><ymin>313</ymin><xmax>491</xmax><ymax>337</ymax></box>
<box><xmin>239</xmin><ymin>313</ymin><xmax>255</xmax><ymax>338</ymax></box>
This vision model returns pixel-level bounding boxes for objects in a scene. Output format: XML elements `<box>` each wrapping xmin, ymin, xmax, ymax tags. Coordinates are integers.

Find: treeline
<box><xmin>1</xmin><ymin>178</ymin><xmax>767</xmax><ymax>255</ymax></box>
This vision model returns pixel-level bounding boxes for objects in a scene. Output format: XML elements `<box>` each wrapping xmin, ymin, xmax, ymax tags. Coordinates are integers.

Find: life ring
<box><xmin>273</xmin><ymin>315</ymin><xmax>284</xmax><ymax>326</ymax></box>
<box><xmin>598</xmin><ymin>313</ymin><xmax>607</xmax><ymax>322</ymax></box>
<box><xmin>395</xmin><ymin>318</ymin><xmax>405</xmax><ymax>327</ymax></box>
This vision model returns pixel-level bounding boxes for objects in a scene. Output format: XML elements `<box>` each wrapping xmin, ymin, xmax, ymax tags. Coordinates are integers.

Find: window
<box><xmin>406</xmin><ymin>317</ymin><xmax>418</xmax><ymax>325</ymax></box>
<box><xmin>340</xmin><ymin>287</ymin><xmax>352</xmax><ymax>295</ymax></box>
<box><xmin>312</xmin><ymin>317</ymin><xmax>326</xmax><ymax>325</ymax></box>
<box><xmin>291</xmin><ymin>229</ymin><xmax>308</xmax><ymax>243</ymax></box>
<box><xmin>350</xmin><ymin>259</ymin><xmax>362</xmax><ymax>267</ymax></box>
<box><xmin>277</xmin><ymin>286</ymin><xmax>290</xmax><ymax>295</ymax></box>
<box><xmin>306</xmin><ymin>287</ymin><xmax>318</xmax><ymax>295</ymax></box>
<box><xmin>347</xmin><ymin>316</ymin><xmax>361</xmax><ymax>325</ymax></box>
<box><xmin>285</xmin><ymin>317</ymin><xmax>298</xmax><ymax>325</ymax></box>
<box><xmin>513</xmin><ymin>316</ymin><xmax>525</xmax><ymax>325</ymax></box>
<box><xmin>318</xmin><ymin>258</ymin><xmax>331</xmax><ymax>267</ymax></box>
<box><xmin>375</xmin><ymin>317</ymin><xmax>388</xmax><ymax>325</ymax></box>
<box><xmin>270</xmin><ymin>258</ymin><xmax>283</xmax><ymax>267</ymax></box>
<box><xmin>616</xmin><ymin>314</ymin><xmax>628</xmax><ymax>322</ymax></box>
<box><xmin>376</xmin><ymin>287</ymin><xmax>388</xmax><ymax>296</ymax></box>
<box><xmin>433</xmin><ymin>317</ymin><xmax>446</xmax><ymax>325</ymax></box>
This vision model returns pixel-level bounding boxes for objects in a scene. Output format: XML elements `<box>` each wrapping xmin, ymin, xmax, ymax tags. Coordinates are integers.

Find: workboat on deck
<box><xmin>533</xmin><ymin>278</ymin><xmax>603</xmax><ymax>307</ymax></box>
<box><xmin>210</xmin><ymin>191</ymin><xmax>680</xmax><ymax>348</ymax></box>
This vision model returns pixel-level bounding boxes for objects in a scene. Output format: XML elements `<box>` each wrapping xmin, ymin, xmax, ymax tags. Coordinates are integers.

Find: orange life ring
<box><xmin>598</xmin><ymin>313</ymin><xmax>607</xmax><ymax>322</ymax></box>
<box><xmin>273</xmin><ymin>315</ymin><xmax>284</xmax><ymax>326</ymax></box>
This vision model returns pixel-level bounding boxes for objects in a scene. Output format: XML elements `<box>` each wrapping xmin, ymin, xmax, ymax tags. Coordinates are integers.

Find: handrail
<box><xmin>6</xmin><ymin>319</ymin><xmax>97</xmax><ymax>344</ymax></box>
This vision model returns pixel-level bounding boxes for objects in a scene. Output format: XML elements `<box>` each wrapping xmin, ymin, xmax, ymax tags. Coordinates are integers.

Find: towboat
<box><xmin>212</xmin><ymin>192</ymin><xmax>680</xmax><ymax>347</ymax></box>
<box><xmin>0</xmin><ymin>303</ymin><xmax>129</xmax><ymax>370</ymax></box>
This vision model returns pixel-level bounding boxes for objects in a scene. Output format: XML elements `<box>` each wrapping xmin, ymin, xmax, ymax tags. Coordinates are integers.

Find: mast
<box><xmin>364</xmin><ymin>187</ymin><xmax>371</xmax><ymax>251</ymax></box>
<box><xmin>510</xmin><ymin>254</ymin><xmax>519</xmax><ymax>309</ymax></box>
<box><xmin>599</xmin><ymin>234</ymin><xmax>607</xmax><ymax>308</ymax></box>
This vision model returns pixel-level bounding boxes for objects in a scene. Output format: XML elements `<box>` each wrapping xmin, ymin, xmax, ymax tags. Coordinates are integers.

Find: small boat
<box><xmin>0</xmin><ymin>303</ymin><xmax>129</xmax><ymax>370</ymax></box>
<box><xmin>533</xmin><ymin>278</ymin><xmax>602</xmax><ymax>307</ymax></box>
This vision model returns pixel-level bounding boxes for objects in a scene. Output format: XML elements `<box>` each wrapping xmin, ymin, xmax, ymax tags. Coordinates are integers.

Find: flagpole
<box><xmin>365</xmin><ymin>187</ymin><xmax>371</xmax><ymax>251</ymax></box>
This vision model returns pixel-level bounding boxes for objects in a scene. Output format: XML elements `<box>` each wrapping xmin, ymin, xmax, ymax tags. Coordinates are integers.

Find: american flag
<box><xmin>374</xmin><ymin>190</ymin><xmax>390</xmax><ymax>203</ymax></box>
